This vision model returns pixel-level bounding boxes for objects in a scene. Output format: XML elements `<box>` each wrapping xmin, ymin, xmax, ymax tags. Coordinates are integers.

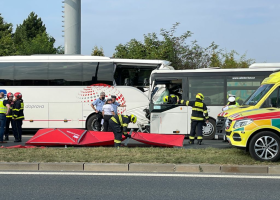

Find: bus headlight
<box><xmin>233</xmin><ymin>119</ymin><xmax>253</xmax><ymax>129</ymax></box>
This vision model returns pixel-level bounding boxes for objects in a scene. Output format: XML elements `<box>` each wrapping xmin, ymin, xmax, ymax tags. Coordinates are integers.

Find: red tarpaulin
<box><xmin>79</xmin><ymin>131</ymin><xmax>125</xmax><ymax>146</ymax></box>
<box><xmin>131</xmin><ymin>132</ymin><xmax>184</xmax><ymax>147</ymax></box>
<box><xmin>1</xmin><ymin>145</ymin><xmax>46</xmax><ymax>149</ymax></box>
<box><xmin>26</xmin><ymin>128</ymin><xmax>87</xmax><ymax>146</ymax></box>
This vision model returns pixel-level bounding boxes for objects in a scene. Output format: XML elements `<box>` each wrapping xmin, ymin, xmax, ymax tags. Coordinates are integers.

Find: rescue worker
<box><xmin>111</xmin><ymin>95</ymin><xmax>126</xmax><ymax>115</ymax></box>
<box><xmin>163</xmin><ymin>94</ymin><xmax>180</xmax><ymax>104</ymax></box>
<box><xmin>4</xmin><ymin>92</ymin><xmax>14</xmax><ymax>141</ymax></box>
<box><xmin>222</xmin><ymin>95</ymin><xmax>239</xmax><ymax>111</ymax></box>
<box><xmin>183</xmin><ymin>93</ymin><xmax>209</xmax><ymax>145</ymax></box>
<box><xmin>90</xmin><ymin>92</ymin><xmax>106</xmax><ymax>131</ymax></box>
<box><xmin>109</xmin><ymin>114</ymin><xmax>137</xmax><ymax>148</ymax></box>
<box><xmin>12</xmin><ymin>92</ymin><xmax>24</xmax><ymax>143</ymax></box>
<box><xmin>0</xmin><ymin>92</ymin><xmax>10</xmax><ymax>143</ymax></box>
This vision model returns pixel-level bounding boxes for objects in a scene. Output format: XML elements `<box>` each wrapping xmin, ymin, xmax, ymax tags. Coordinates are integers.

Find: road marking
<box><xmin>0</xmin><ymin>172</ymin><xmax>280</xmax><ymax>179</ymax></box>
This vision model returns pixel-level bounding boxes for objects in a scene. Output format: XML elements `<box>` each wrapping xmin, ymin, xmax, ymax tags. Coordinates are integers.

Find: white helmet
<box><xmin>228</xmin><ymin>96</ymin><xmax>235</xmax><ymax>102</ymax></box>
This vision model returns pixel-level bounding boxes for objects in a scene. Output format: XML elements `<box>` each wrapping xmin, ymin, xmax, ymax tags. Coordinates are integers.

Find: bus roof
<box><xmin>0</xmin><ymin>55</ymin><xmax>171</xmax><ymax>66</ymax></box>
<box><xmin>249</xmin><ymin>63</ymin><xmax>280</xmax><ymax>69</ymax></box>
<box><xmin>151</xmin><ymin>67</ymin><xmax>280</xmax><ymax>75</ymax></box>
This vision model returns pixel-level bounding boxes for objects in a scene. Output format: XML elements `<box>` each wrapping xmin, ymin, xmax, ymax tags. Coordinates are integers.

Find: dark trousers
<box><xmin>109</xmin><ymin>119</ymin><xmax>122</xmax><ymax>143</ymax></box>
<box><xmin>0</xmin><ymin>114</ymin><xmax>6</xmax><ymax>141</ymax></box>
<box><xmin>14</xmin><ymin>120</ymin><xmax>23</xmax><ymax>141</ymax></box>
<box><xmin>5</xmin><ymin>117</ymin><xmax>14</xmax><ymax>137</ymax></box>
<box><xmin>96</xmin><ymin>112</ymin><xmax>103</xmax><ymax>131</ymax></box>
<box><xmin>103</xmin><ymin>115</ymin><xmax>113</xmax><ymax>132</ymax></box>
<box><xmin>190</xmin><ymin>120</ymin><xmax>204</xmax><ymax>138</ymax></box>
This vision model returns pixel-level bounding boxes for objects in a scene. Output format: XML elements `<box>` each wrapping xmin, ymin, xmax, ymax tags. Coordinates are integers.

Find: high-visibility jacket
<box><xmin>6</xmin><ymin>100</ymin><xmax>14</xmax><ymax>118</ymax></box>
<box><xmin>12</xmin><ymin>99</ymin><xmax>24</xmax><ymax>120</ymax></box>
<box><xmin>183</xmin><ymin>99</ymin><xmax>209</xmax><ymax>121</ymax></box>
<box><xmin>110</xmin><ymin>114</ymin><xmax>130</xmax><ymax>132</ymax></box>
<box><xmin>167</xmin><ymin>95</ymin><xmax>179</xmax><ymax>104</ymax></box>
<box><xmin>0</xmin><ymin>99</ymin><xmax>7</xmax><ymax>114</ymax></box>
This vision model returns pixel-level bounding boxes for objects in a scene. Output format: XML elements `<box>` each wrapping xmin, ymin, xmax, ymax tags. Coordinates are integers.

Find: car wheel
<box><xmin>202</xmin><ymin>118</ymin><xmax>216</xmax><ymax>140</ymax></box>
<box><xmin>86</xmin><ymin>115</ymin><xmax>103</xmax><ymax>131</ymax></box>
<box><xmin>249</xmin><ymin>131</ymin><xmax>280</xmax><ymax>162</ymax></box>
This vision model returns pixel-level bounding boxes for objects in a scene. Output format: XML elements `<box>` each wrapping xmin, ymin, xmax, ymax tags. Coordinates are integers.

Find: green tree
<box><xmin>91</xmin><ymin>45</ymin><xmax>105</xmax><ymax>56</ymax></box>
<box><xmin>16</xmin><ymin>32</ymin><xmax>56</xmax><ymax>55</ymax></box>
<box><xmin>0</xmin><ymin>14</ymin><xmax>16</xmax><ymax>56</ymax></box>
<box><xmin>14</xmin><ymin>12</ymin><xmax>57</xmax><ymax>55</ymax></box>
<box><xmin>113</xmin><ymin>23</ymin><xmax>254</xmax><ymax>69</ymax></box>
<box><xmin>14</xmin><ymin>12</ymin><xmax>46</xmax><ymax>45</ymax></box>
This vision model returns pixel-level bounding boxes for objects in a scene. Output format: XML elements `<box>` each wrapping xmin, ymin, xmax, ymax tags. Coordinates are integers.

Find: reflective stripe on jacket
<box><xmin>184</xmin><ymin>99</ymin><xmax>209</xmax><ymax>121</ymax></box>
<box><xmin>12</xmin><ymin>99</ymin><xmax>24</xmax><ymax>120</ymax></box>
<box><xmin>110</xmin><ymin>114</ymin><xmax>130</xmax><ymax>132</ymax></box>
<box><xmin>0</xmin><ymin>99</ymin><xmax>7</xmax><ymax>114</ymax></box>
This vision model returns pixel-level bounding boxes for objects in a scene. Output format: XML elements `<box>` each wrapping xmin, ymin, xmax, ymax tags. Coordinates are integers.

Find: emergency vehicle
<box><xmin>225</xmin><ymin>70</ymin><xmax>280</xmax><ymax>161</ymax></box>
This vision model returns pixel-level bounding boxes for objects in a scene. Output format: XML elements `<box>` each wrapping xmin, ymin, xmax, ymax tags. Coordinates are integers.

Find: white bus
<box><xmin>0</xmin><ymin>55</ymin><xmax>172</xmax><ymax>130</ymax></box>
<box><xmin>142</xmin><ymin>67</ymin><xmax>279</xmax><ymax>139</ymax></box>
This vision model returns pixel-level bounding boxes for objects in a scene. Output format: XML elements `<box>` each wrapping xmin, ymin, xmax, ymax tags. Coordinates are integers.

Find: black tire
<box><xmin>86</xmin><ymin>114</ymin><xmax>103</xmax><ymax>131</ymax></box>
<box><xmin>249</xmin><ymin>131</ymin><xmax>280</xmax><ymax>162</ymax></box>
<box><xmin>202</xmin><ymin>118</ymin><xmax>216</xmax><ymax>140</ymax></box>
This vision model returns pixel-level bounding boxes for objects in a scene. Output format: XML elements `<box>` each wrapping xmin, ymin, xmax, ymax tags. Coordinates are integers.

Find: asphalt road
<box><xmin>1</xmin><ymin>134</ymin><xmax>232</xmax><ymax>149</ymax></box>
<box><xmin>0</xmin><ymin>172</ymin><xmax>279</xmax><ymax>200</ymax></box>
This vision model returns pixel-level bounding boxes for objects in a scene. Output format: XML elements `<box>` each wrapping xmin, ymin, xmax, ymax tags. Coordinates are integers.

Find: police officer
<box><xmin>0</xmin><ymin>92</ymin><xmax>10</xmax><ymax>143</ymax></box>
<box><xmin>12</xmin><ymin>92</ymin><xmax>24</xmax><ymax>143</ymax></box>
<box><xmin>91</xmin><ymin>92</ymin><xmax>106</xmax><ymax>131</ymax></box>
<box><xmin>4</xmin><ymin>92</ymin><xmax>14</xmax><ymax>141</ymax></box>
<box><xmin>109</xmin><ymin>114</ymin><xmax>137</xmax><ymax>148</ymax></box>
<box><xmin>111</xmin><ymin>95</ymin><xmax>126</xmax><ymax>115</ymax></box>
<box><xmin>163</xmin><ymin>94</ymin><xmax>180</xmax><ymax>104</ymax></box>
<box><xmin>183</xmin><ymin>93</ymin><xmax>209</xmax><ymax>145</ymax></box>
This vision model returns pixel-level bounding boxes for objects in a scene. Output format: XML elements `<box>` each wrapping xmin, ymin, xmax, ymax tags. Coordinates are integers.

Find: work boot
<box><xmin>189</xmin><ymin>139</ymin><xmax>194</xmax><ymax>144</ymax></box>
<box><xmin>4</xmin><ymin>135</ymin><xmax>9</xmax><ymax>141</ymax></box>
<box><xmin>114</xmin><ymin>143</ymin><xmax>121</xmax><ymax>149</ymax></box>
<box><xmin>197</xmin><ymin>139</ymin><xmax>202</xmax><ymax>145</ymax></box>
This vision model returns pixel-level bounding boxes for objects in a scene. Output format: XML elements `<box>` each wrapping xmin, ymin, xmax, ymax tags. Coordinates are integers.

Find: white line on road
<box><xmin>0</xmin><ymin>172</ymin><xmax>280</xmax><ymax>179</ymax></box>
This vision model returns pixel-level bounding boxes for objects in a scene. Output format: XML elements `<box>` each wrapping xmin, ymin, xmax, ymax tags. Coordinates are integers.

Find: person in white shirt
<box><xmin>102</xmin><ymin>98</ymin><xmax>115</xmax><ymax>132</ymax></box>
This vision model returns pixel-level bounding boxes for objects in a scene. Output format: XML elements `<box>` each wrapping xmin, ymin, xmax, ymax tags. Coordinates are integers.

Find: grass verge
<box><xmin>0</xmin><ymin>147</ymin><xmax>278</xmax><ymax>165</ymax></box>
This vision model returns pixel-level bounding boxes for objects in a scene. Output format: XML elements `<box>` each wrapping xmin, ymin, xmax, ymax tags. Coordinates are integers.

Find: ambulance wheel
<box><xmin>87</xmin><ymin>115</ymin><xmax>103</xmax><ymax>131</ymax></box>
<box><xmin>249</xmin><ymin>131</ymin><xmax>280</xmax><ymax>162</ymax></box>
<box><xmin>202</xmin><ymin>118</ymin><xmax>216</xmax><ymax>140</ymax></box>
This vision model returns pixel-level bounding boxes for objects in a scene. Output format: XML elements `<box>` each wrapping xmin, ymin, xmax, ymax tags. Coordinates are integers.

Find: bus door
<box><xmin>149</xmin><ymin>79</ymin><xmax>188</xmax><ymax>134</ymax></box>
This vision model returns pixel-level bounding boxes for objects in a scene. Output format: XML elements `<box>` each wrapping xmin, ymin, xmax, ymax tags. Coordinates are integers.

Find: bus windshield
<box><xmin>243</xmin><ymin>84</ymin><xmax>274</xmax><ymax>106</ymax></box>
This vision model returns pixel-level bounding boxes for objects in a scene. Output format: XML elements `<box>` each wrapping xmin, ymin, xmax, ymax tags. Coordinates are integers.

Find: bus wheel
<box><xmin>86</xmin><ymin>115</ymin><xmax>101</xmax><ymax>131</ymax></box>
<box><xmin>249</xmin><ymin>131</ymin><xmax>280</xmax><ymax>162</ymax></box>
<box><xmin>202</xmin><ymin>118</ymin><xmax>216</xmax><ymax>140</ymax></box>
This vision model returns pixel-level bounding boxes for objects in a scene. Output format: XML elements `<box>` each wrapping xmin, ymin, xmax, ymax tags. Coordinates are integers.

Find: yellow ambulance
<box><xmin>225</xmin><ymin>71</ymin><xmax>280</xmax><ymax>161</ymax></box>
<box><xmin>217</xmin><ymin>71</ymin><xmax>280</xmax><ymax>140</ymax></box>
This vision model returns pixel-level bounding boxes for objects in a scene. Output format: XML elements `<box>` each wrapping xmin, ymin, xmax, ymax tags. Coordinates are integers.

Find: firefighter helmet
<box><xmin>130</xmin><ymin>115</ymin><xmax>137</xmax><ymax>124</ymax></box>
<box><xmin>14</xmin><ymin>92</ymin><xmax>22</xmax><ymax>99</ymax></box>
<box><xmin>163</xmin><ymin>96</ymin><xmax>169</xmax><ymax>103</ymax></box>
<box><xmin>196</xmin><ymin>93</ymin><xmax>204</xmax><ymax>100</ymax></box>
<box><xmin>7</xmin><ymin>92</ymin><xmax>13</xmax><ymax>98</ymax></box>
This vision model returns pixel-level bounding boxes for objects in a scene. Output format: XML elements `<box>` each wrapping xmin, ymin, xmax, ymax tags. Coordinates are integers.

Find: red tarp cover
<box><xmin>26</xmin><ymin>128</ymin><xmax>87</xmax><ymax>146</ymax></box>
<box><xmin>131</xmin><ymin>132</ymin><xmax>184</xmax><ymax>147</ymax></box>
<box><xmin>79</xmin><ymin>131</ymin><xmax>125</xmax><ymax>146</ymax></box>
<box><xmin>1</xmin><ymin>145</ymin><xmax>46</xmax><ymax>149</ymax></box>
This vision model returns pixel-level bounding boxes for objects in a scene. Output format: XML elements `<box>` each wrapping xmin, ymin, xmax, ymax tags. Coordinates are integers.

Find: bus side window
<box><xmin>49</xmin><ymin>62</ymin><xmax>82</xmax><ymax>86</ymax></box>
<box><xmin>261</xmin><ymin>87</ymin><xmax>279</xmax><ymax>108</ymax></box>
<box><xmin>189</xmin><ymin>77</ymin><xmax>224</xmax><ymax>106</ymax></box>
<box><xmin>0</xmin><ymin>63</ymin><xmax>14</xmax><ymax>86</ymax></box>
<box><xmin>14</xmin><ymin>62</ymin><xmax>48</xmax><ymax>86</ymax></box>
<box><xmin>97</xmin><ymin>62</ymin><xmax>114</xmax><ymax>85</ymax></box>
<box><xmin>83</xmin><ymin>62</ymin><xmax>98</xmax><ymax>85</ymax></box>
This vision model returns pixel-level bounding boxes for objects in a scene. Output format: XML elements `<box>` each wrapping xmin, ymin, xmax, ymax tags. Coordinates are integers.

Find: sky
<box><xmin>1</xmin><ymin>0</ymin><xmax>280</xmax><ymax>62</ymax></box>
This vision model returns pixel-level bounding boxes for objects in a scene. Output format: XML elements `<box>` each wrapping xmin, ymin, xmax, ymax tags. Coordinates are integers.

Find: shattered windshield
<box><xmin>243</xmin><ymin>84</ymin><xmax>273</xmax><ymax>106</ymax></box>
<box><xmin>152</xmin><ymin>86</ymin><xmax>170</xmax><ymax>104</ymax></box>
